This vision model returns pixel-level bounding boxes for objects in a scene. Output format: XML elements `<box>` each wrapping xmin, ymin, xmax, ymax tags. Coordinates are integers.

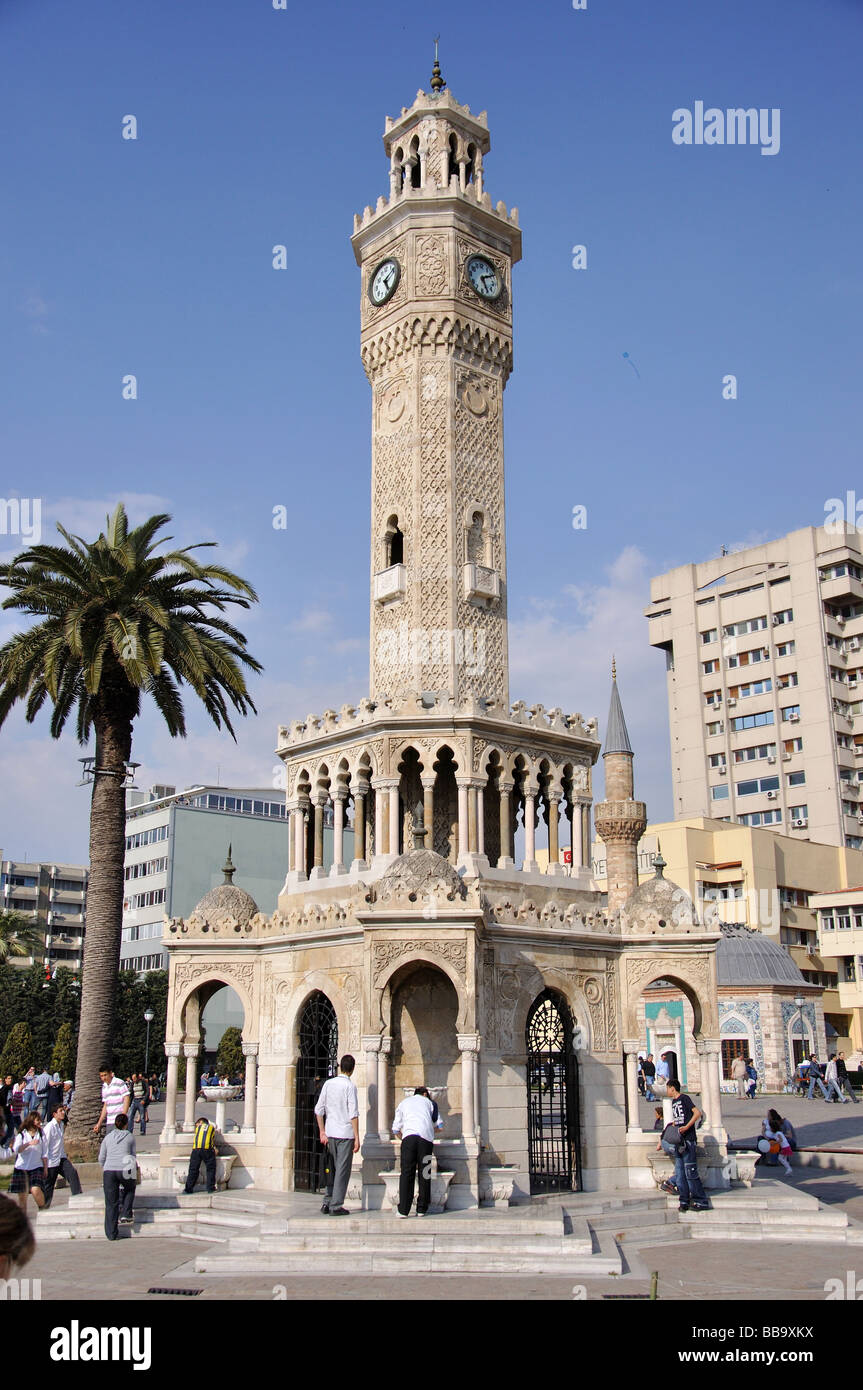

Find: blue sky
<box><xmin>1</xmin><ymin>0</ymin><xmax>861</xmax><ymax>863</ymax></box>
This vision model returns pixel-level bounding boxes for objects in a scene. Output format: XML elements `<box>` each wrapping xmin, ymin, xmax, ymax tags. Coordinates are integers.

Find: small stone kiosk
<box><xmin>159</xmin><ymin>64</ymin><xmax>728</xmax><ymax>1203</ymax></box>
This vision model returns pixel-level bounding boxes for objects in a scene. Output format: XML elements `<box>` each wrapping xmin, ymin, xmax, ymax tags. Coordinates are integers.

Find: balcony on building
<box><xmin>463</xmin><ymin>561</ymin><xmax>500</xmax><ymax>606</ymax></box>
<box><xmin>373</xmin><ymin>563</ymin><xmax>407</xmax><ymax>605</ymax></box>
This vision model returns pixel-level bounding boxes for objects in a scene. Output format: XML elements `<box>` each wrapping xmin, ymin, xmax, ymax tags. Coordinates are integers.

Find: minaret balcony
<box><xmin>373</xmin><ymin>563</ymin><xmax>407</xmax><ymax>606</ymax></box>
<box><xmin>463</xmin><ymin>562</ymin><xmax>500</xmax><ymax>607</ymax></box>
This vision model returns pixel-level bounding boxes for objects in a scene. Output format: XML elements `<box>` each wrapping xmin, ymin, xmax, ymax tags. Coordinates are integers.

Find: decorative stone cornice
<box><xmin>360</xmin><ymin>312</ymin><xmax>513</xmax><ymax>381</ymax></box>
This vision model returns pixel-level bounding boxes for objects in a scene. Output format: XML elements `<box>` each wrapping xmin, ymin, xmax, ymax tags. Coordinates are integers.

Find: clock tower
<box><xmin>352</xmin><ymin>64</ymin><xmax>522</xmax><ymax>708</ymax></box>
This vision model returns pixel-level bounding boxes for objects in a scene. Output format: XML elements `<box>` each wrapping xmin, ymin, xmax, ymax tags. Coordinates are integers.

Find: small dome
<box><xmin>377</xmin><ymin>848</ymin><xmax>466</xmax><ymax>901</ymax></box>
<box><xmin>717</xmin><ymin>922</ymin><xmax>806</xmax><ymax>987</ymax></box>
<box><xmin>192</xmin><ymin>845</ymin><xmax>258</xmax><ymax>927</ymax></box>
<box><xmin>619</xmin><ymin>853</ymin><xmax>698</xmax><ymax>932</ymax></box>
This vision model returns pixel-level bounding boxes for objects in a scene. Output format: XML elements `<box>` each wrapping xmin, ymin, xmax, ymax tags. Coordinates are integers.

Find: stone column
<box><xmin>183</xmin><ymin>1043</ymin><xmax>199</xmax><ymax>1132</ymax></box>
<box><xmin>457</xmin><ymin>781</ymin><xmax>469</xmax><ymax>860</ymax></box>
<box><xmin>571</xmin><ymin>798</ymin><xmax>584</xmax><ymax>873</ymax></box>
<box><xmin>331</xmin><ymin>791</ymin><xmax>347</xmax><ymax>876</ymax></box>
<box><xmin>352</xmin><ymin>787</ymin><xmax>366</xmax><ymax>869</ymax></box>
<box><xmin>498</xmin><ymin>780</ymin><xmax>514</xmax><ymax>868</ymax></box>
<box><xmin>362</xmin><ymin>1035</ymin><xmax>381</xmax><ymax>1140</ymax></box>
<box><xmin>468</xmin><ymin>785</ymin><xmax>478</xmax><ymax>853</ymax></box>
<box><xmin>697</xmin><ymin>1037</ymin><xmax>726</xmax><ymax>1143</ymax></box>
<box><xmin>377</xmin><ymin>1036</ymin><xmax>392</xmax><ymax>1138</ymax></box>
<box><xmin>372</xmin><ymin>779</ymin><xmax>386</xmax><ymax>857</ymax></box>
<box><xmin>623</xmin><ymin>1040</ymin><xmax>642</xmax><ymax>1134</ymax></box>
<box><xmin>241</xmin><ymin>1042</ymin><xmax>258</xmax><ymax>1133</ymax></box>
<box><xmin>388</xmin><ymin>782</ymin><xmax>401</xmax><ymax>857</ymax></box>
<box><xmin>287</xmin><ymin>804</ymin><xmax>296</xmax><ymax>873</ymax></box>
<box><xmin>310</xmin><ymin>795</ymin><xmax>326</xmax><ymax>879</ymax></box>
<box><xmin>546</xmin><ymin>789</ymin><xmax>565</xmax><ymax>875</ymax></box>
<box><xmin>421</xmin><ymin>776</ymin><xmax>435</xmax><ymax>849</ymax></box>
<box><xmin>458</xmin><ymin>1034</ymin><xmax>480</xmax><ymax>1137</ymax></box>
<box><xmin>161</xmin><ymin>1043</ymin><xmax>181</xmax><ymax>1142</ymax></box>
<box><xmin>522</xmin><ymin>788</ymin><xmax>538</xmax><ymax>872</ymax></box>
<box><xmin>581</xmin><ymin>804</ymin><xmax>591</xmax><ymax>869</ymax></box>
<box><xmin>477</xmin><ymin>786</ymin><xmax>485</xmax><ymax>856</ymax></box>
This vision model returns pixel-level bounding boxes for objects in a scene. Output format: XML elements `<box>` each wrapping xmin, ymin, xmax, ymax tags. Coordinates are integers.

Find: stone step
<box><xmin>282</xmin><ymin>1215</ymin><xmax>566</xmax><ymax>1237</ymax></box>
<box><xmin>193</xmin><ymin>1246</ymin><xmax>622</xmax><ymax>1276</ymax></box>
<box><xmin>687</xmin><ymin>1222</ymin><xmax>855</xmax><ymax>1244</ymax></box>
<box><xmin>224</xmin><ymin>1232</ymin><xmax>592</xmax><ymax>1257</ymax></box>
<box><xmin>588</xmin><ymin>1209</ymin><xmax>679</xmax><ymax>1233</ymax></box>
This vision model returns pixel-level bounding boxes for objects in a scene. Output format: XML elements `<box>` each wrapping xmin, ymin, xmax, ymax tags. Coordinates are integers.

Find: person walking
<box><xmin>642</xmin><ymin>1054</ymin><xmax>657</xmax><ymax>1101</ymax></box>
<box><xmin>824</xmin><ymin>1054</ymin><xmax>850</xmax><ymax>1104</ymax></box>
<box><xmin>837</xmin><ymin>1052</ymin><xmax>859</xmax><ymax>1104</ymax></box>
<box><xmin>745</xmin><ymin>1059</ymin><xmax>758</xmax><ymax>1100</ymax></box>
<box><xmin>184</xmin><ymin>1116</ymin><xmax>218</xmax><ymax>1194</ymax></box>
<box><xmin>33</xmin><ymin>1066</ymin><xmax>51</xmax><ymax>1120</ymax></box>
<box><xmin>731</xmin><ymin>1054</ymin><xmax>748</xmax><ymax>1099</ymax></box>
<box><xmin>128</xmin><ymin>1074</ymin><xmax>150</xmax><ymax>1135</ymax></box>
<box><xmin>98</xmin><ymin>1113</ymin><xmax>137</xmax><ymax>1240</ymax></box>
<box><xmin>21</xmin><ymin>1068</ymin><xmax>36</xmax><ymax>1119</ymax></box>
<box><xmin>10</xmin><ymin>1113</ymin><xmax>47</xmax><ymax>1214</ymax></box>
<box><xmin>314</xmin><ymin>1054</ymin><xmax>359</xmax><ymax>1216</ymax></box>
<box><xmin>0</xmin><ymin>1075</ymin><xmax>15</xmax><ymax>1146</ymax></box>
<box><xmin>9</xmin><ymin>1083</ymin><xmax>25</xmax><ymax>1135</ymax></box>
<box><xmin>92</xmin><ymin>1066</ymin><xmax>130</xmax><ymax>1135</ymax></box>
<box><xmin>392</xmin><ymin>1087</ymin><xmax>443</xmax><ymax>1218</ymax></box>
<box><xmin>42</xmin><ymin>1103</ymin><xmax>82</xmax><ymax>1207</ymax></box>
<box><xmin>45</xmin><ymin>1073</ymin><xmax>63</xmax><ymax>1118</ymax></box>
<box><xmin>654</xmin><ymin>1053</ymin><xmax>671</xmax><ymax>1096</ymax></box>
<box><xmin>665</xmin><ymin>1077</ymin><xmax>710</xmax><ymax>1213</ymax></box>
<box><xmin>806</xmin><ymin>1055</ymin><xmax>831</xmax><ymax>1101</ymax></box>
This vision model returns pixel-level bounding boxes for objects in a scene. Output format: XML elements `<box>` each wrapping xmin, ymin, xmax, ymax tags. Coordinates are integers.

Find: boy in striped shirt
<box><xmin>93</xmin><ymin>1068</ymin><xmax>130</xmax><ymax>1134</ymax></box>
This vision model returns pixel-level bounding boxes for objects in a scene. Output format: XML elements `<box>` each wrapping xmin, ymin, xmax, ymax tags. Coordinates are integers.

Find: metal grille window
<box><xmin>525</xmin><ymin>990</ymin><xmax>579</xmax><ymax>1195</ymax></box>
<box><xmin>294</xmin><ymin>992</ymin><xmax>338</xmax><ymax>1193</ymax></box>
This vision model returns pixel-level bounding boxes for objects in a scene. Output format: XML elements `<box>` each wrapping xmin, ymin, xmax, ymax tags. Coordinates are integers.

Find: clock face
<box><xmin>369</xmin><ymin>258</ymin><xmax>401</xmax><ymax>306</ymax></box>
<box><xmin>466</xmin><ymin>255</ymin><xmax>502</xmax><ymax>301</ymax></box>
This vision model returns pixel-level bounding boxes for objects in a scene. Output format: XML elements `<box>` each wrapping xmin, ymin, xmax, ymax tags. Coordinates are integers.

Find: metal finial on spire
<box><xmin>430</xmin><ymin>35</ymin><xmax>445</xmax><ymax>93</ymax></box>
<box><xmin>611</xmin><ymin>654</ymin><xmax>617</xmax><ymax>681</ymax></box>
<box><xmin>223</xmin><ymin>844</ymin><xmax>235</xmax><ymax>885</ymax></box>
<box><xmin>653</xmin><ymin>842</ymin><xmax>666</xmax><ymax>878</ymax></box>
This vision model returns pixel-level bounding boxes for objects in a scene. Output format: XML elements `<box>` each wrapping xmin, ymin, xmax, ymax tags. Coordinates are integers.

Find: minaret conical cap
<box><xmin>604</xmin><ymin>658</ymin><xmax>633</xmax><ymax>756</ymax></box>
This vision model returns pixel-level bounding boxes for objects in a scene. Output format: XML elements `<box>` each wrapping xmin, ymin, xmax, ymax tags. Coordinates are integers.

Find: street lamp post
<box><xmin>144</xmin><ymin>1008</ymin><xmax>155</xmax><ymax>1075</ymax></box>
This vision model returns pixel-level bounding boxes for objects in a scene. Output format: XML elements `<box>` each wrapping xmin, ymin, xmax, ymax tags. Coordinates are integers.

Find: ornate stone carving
<box><xmin>173</xmin><ymin>959</ymin><xmax>255</xmax><ymax>1008</ymax></box>
<box><xmin>415</xmin><ymin>233</ymin><xmax>447</xmax><ymax>296</ymax></box>
<box><xmin>372</xmin><ymin>938</ymin><xmax>467</xmax><ymax>984</ymax></box>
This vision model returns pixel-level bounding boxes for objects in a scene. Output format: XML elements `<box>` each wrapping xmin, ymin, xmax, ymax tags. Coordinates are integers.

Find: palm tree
<box><xmin>0</xmin><ymin>503</ymin><xmax>262</xmax><ymax>1151</ymax></box>
<box><xmin>0</xmin><ymin>909</ymin><xmax>43</xmax><ymax>964</ymax></box>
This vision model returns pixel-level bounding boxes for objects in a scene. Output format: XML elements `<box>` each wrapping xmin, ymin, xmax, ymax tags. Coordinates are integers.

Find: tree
<box><xmin>51</xmin><ymin>1021</ymin><xmax>77</xmax><ymax>1079</ymax></box>
<box><xmin>0</xmin><ymin>910</ymin><xmax>42</xmax><ymax>964</ymax></box>
<box><xmin>0</xmin><ymin>1021</ymin><xmax>34</xmax><ymax>1078</ymax></box>
<box><xmin>112</xmin><ymin>970</ymin><xmax>168</xmax><ymax>1078</ymax></box>
<box><xmin>215</xmin><ymin>1026</ymin><xmax>244</xmax><ymax>1079</ymax></box>
<box><xmin>0</xmin><ymin>504</ymin><xmax>261</xmax><ymax>1152</ymax></box>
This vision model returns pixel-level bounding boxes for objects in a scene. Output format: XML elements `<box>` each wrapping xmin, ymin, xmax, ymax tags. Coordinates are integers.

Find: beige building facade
<box><xmin>646</xmin><ymin>525</ymin><xmax>863</xmax><ymax>849</ymax></box>
<box><xmin>159</xmin><ymin>71</ymin><xmax>729</xmax><ymax>1202</ymax></box>
<box><xmin>811</xmin><ymin>887</ymin><xmax>863</xmax><ymax>1053</ymax></box>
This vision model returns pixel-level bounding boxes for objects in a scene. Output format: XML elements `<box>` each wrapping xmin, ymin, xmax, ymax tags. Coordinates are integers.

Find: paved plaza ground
<box><xmin>10</xmin><ymin>1088</ymin><xmax>863</xmax><ymax>1302</ymax></box>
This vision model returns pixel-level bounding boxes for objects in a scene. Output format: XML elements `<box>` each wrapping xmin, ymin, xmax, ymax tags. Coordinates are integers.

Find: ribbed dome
<box><xmin>191</xmin><ymin>844</ymin><xmax>258</xmax><ymax>927</ymax></box>
<box><xmin>717</xmin><ymin>923</ymin><xmax>806</xmax><ymax>987</ymax></box>
<box><xmin>619</xmin><ymin>854</ymin><xmax>698</xmax><ymax>931</ymax></box>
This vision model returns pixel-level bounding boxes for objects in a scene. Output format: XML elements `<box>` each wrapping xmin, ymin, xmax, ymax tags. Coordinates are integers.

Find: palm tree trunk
<box><xmin>66</xmin><ymin>707</ymin><xmax>132</xmax><ymax>1157</ymax></box>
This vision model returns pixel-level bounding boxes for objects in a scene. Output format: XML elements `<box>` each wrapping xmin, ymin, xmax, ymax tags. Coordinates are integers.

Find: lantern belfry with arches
<box><xmin>159</xmin><ymin>64</ymin><xmax>728</xmax><ymax>1203</ymax></box>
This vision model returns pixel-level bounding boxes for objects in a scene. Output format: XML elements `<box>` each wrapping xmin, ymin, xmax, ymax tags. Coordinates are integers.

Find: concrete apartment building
<box><xmin>0</xmin><ymin>856</ymin><xmax>88</xmax><ymax>973</ymax></box>
<box><xmin>645</xmin><ymin>524</ymin><xmax>863</xmax><ymax>849</ymax></box>
<box><xmin>811</xmin><ymin>887</ymin><xmax>863</xmax><ymax>1052</ymax></box>
<box><xmin>121</xmin><ymin>785</ymin><xmax>293</xmax><ymax>973</ymax></box>
<box><xmin>590</xmin><ymin>817</ymin><xmax>863</xmax><ymax>1050</ymax></box>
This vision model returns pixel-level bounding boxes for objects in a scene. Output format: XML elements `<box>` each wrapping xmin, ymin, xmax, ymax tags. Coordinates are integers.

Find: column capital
<box><xmin>498</xmin><ymin>779</ymin><xmax>515</xmax><ymax>794</ymax></box>
<box><xmin>164</xmin><ymin>1042</ymin><xmax>181</xmax><ymax>1059</ymax></box>
<box><xmin>522</xmin><ymin>783</ymin><xmax>539</xmax><ymax>800</ymax></box>
<box><xmin>183</xmin><ymin>1043</ymin><xmax>199</xmax><ymax>1059</ymax></box>
<box><xmin>361</xmin><ymin>1035</ymin><xmax>383</xmax><ymax>1053</ymax></box>
<box><xmin>380</xmin><ymin>1035</ymin><xmax>393</xmax><ymax>1056</ymax></box>
<box><xmin>457</xmin><ymin>1033</ymin><xmax>481</xmax><ymax>1053</ymax></box>
<box><xmin>312</xmin><ymin>791</ymin><xmax>329</xmax><ymax>808</ymax></box>
<box><xmin>695</xmin><ymin>1036</ymin><xmax>721</xmax><ymax>1056</ymax></box>
<box><xmin>241</xmin><ymin>1041</ymin><xmax>259</xmax><ymax>1057</ymax></box>
<box><xmin>372</xmin><ymin>776</ymin><xmax>400</xmax><ymax>790</ymax></box>
<box><xmin>622</xmin><ymin>1039</ymin><xmax>641</xmax><ymax>1056</ymax></box>
<box><xmin>420</xmin><ymin>775</ymin><xmax>436</xmax><ymax>789</ymax></box>
<box><xmin>331</xmin><ymin>787</ymin><xmax>349</xmax><ymax>803</ymax></box>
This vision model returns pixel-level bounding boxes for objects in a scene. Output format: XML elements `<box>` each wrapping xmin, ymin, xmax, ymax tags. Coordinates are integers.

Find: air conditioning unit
<box><xmin>792</xmin><ymin>818</ymin><xmax>808</xmax><ymax>829</ymax></box>
<box><xmin>849</xmin><ymin>639</ymin><xmax>860</xmax><ymax>651</ymax></box>
<box><xmin>850</xmin><ymin>680</ymin><xmax>859</xmax><ymax>690</ymax></box>
<box><xmin>766</xmin><ymin>790</ymin><xmax>778</xmax><ymax>800</ymax></box>
<box><xmin>837</xmin><ymin>615</ymin><xmax>846</xmax><ymax>625</ymax></box>
<box><xmin>767</xmin><ymin>755</ymin><xmax>776</xmax><ymax>764</ymax></box>
<box><xmin>788</xmin><ymin>713</ymin><xmax>800</xmax><ymax>722</ymax></box>
<box><xmin>806</xmin><ymin>946</ymin><xmax>817</xmax><ymax>957</ymax></box>
<box><xmin>727</xmin><ymin>697</ymin><xmax>737</xmax><ymax>707</ymax></box>
<box><xmin>717</xmin><ymin>766</ymin><xmax>727</xmax><ymax>777</ymax></box>
<box><xmin>772</xmin><ymin>615</ymin><xmax>782</xmax><ymax>625</ymax></box>
<box><xmin>762</xmin><ymin>648</ymin><xmax>771</xmax><ymax>658</ymax></box>
<box><xmin>782</xmin><ymin>752</ymin><xmax>792</xmax><ymax>761</ymax></box>
<box><xmin>857</xmin><ymin>814</ymin><xmax>863</xmax><ymax>825</ymax></box>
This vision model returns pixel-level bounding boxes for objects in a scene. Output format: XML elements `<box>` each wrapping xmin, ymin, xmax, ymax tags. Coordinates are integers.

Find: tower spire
<box><xmin>222</xmin><ymin>844</ymin><xmax>235</xmax><ymax>885</ymax></box>
<box><xmin>604</xmin><ymin>664</ymin><xmax>633</xmax><ymax>755</ymax></box>
<box><xmin>430</xmin><ymin>36</ymin><xmax>446</xmax><ymax>94</ymax></box>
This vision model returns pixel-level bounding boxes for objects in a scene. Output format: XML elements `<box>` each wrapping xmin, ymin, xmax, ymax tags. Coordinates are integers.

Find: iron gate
<box><xmin>526</xmin><ymin>989</ymin><xmax>580</xmax><ymax>1194</ymax></box>
<box><xmin>294</xmin><ymin>991</ymin><xmax>339</xmax><ymax>1192</ymax></box>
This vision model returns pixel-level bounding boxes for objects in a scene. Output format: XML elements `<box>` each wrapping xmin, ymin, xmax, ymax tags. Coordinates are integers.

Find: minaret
<box><xmin>352</xmin><ymin>50</ymin><xmax>522</xmax><ymax>708</ymax></box>
<box><xmin>594</xmin><ymin>660</ymin><xmax>647</xmax><ymax>911</ymax></box>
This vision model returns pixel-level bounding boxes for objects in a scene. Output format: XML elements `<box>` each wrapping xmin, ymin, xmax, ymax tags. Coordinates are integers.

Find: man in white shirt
<box><xmin>314</xmin><ymin>1055</ymin><xmax>359</xmax><ymax>1216</ymax></box>
<box><xmin>42</xmin><ymin>1103</ymin><xmax>82</xmax><ymax>1207</ymax></box>
<box><xmin>654</xmin><ymin>1054</ymin><xmax>671</xmax><ymax>1094</ymax></box>
<box><xmin>93</xmin><ymin>1067</ymin><xmax>131</xmax><ymax>1135</ymax></box>
<box><xmin>33</xmin><ymin>1068</ymin><xmax>52</xmax><ymax>1120</ymax></box>
<box><xmin>392</xmin><ymin>1087</ymin><xmax>443</xmax><ymax>1218</ymax></box>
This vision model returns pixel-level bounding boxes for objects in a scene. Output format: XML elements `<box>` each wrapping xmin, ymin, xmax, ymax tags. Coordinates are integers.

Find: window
<box><xmin>125</xmin><ymin>824</ymin><xmax>170</xmax><ymax>851</ymax></box>
<box><xmin>706</xmin><ymin>720</ymin><xmax>724</xmax><ymax>736</ymax></box>
<box><xmin>721</xmin><ymin>1039</ymin><xmax>749</xmax><ymax>1079</ymax></box>
<box><xmin>779</xmin><ymin>887</ymin><xmax>809</xmax><ymax>908</ymax></box>
<box><xmin>709</xmin><ymin>753</ymin><xmax>727</xmax><ymax>768</ymax></box>
<box><xmin>776</xmin><ymin>641</ymin><xmax>796</xmax><ymax>657</ymax></box>
<box><xmin>820</xmin><ymin>913</ymin><xmax>835</xmax><ymax>931</ymax></box>
<box><xmin>702</xmin><ymin>659</ymin><xmax>719</xmax><ymax>674</ymax></box>
<box><xmin>736</xmin><ymin>776</ymin><xmax>779</xmax><ymax>796</ymax></box>
<box><xmin>781</xmin><ymin>705</ymin><xmax>801</xmax><ymax>721</ymax></box>
<box><xmin>723</xmin><ymin>617</ymin><xmax>768</xmax><ymax>637</ymax></box>
<box><xmin>733</xmin><ymin>743</ymin><xmax>775</xmax><ymax>763</ymax></box>
<box><xmin>123</xmin><ymin>887</ymin><xmax>166</xmax><ymax>911</ymax></box>
<box><xmin>737</xmin><ymin>809</ymin><xmax>783</xmax><ymax>826</ymax></box>
<box><xmin>773</xmin><ymin>609</ymin><xmax>794</xmax><ymax>625</ymax></box>
<box><xmin>789</xmin><ymin>804</ymin><xmax>808</xmax><ymax>820</ymax></box>
<box><xmin>787</xmin><ymin>771</ymin><xmax>806</xmax><ymax>787</ymax></box>
<box><xmin>711</xmin><ymin>784</ymin><xmax>730</xmax><ymax>800</ymax></box>
<box><xmin>784</xmin><ymin>738</ymin><xmax>803</xmax><ymax>753</ymax></box>
<box><xmin>705</xmin><ymin>690</ymin><xmax>722</xmax><ymax>707</ymax></box>
<box><xmin>701</xmin><ymin>628</ymin><xmax>718</xmax><ymax>644</ymax></box>
<box><xmin>731</xmin><ymin>711</ymin><xmax>775</xmax><ymax>731</ymax></box>
<box><xmin>9</xmin><ymin>875</ymin><xmax>38</xmax><ymax>888</ymax></box>
<box><xmin>727</xmin><ymin>646</ymin><xmax>769</xmax><ymax>668</ymax></box>
<box><xmin>777</xmin><ymin>672</ymin><xmax>798</xmax><ymax>689</ymax></box>
<box><xmin>838</xmin><ymin>913</ymin><xmax>852</xmax><ymax>931</ymax></box>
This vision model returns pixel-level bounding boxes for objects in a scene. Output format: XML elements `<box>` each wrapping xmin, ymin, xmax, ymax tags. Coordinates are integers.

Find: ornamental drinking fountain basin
<box><xmin>200</xmin><ymin>1085</ymin><xmax>241</xmax><ymax>1134</ymax></box>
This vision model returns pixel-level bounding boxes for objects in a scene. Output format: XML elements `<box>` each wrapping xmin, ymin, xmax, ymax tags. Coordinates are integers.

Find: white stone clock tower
<box><xmin>351</xmin><ymin>63</ymin><xmax>522</xmax><ymax>708</ymax></box>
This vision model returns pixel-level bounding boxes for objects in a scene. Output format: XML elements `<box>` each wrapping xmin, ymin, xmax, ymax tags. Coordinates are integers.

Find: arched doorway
<box><xmin>294</xmin><ymin>991</ymin><xmax>338</xmax><ymax>1192</ymax></box>
<box><xmin>526</xmin><ymin>989</ymin><xmax>580</xmax><ymax>1194</ymax></box>
<box><xmin>389</xmin><ymin>964</ymin><xmax>460</xmax><ymax>1131</ymax></box>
